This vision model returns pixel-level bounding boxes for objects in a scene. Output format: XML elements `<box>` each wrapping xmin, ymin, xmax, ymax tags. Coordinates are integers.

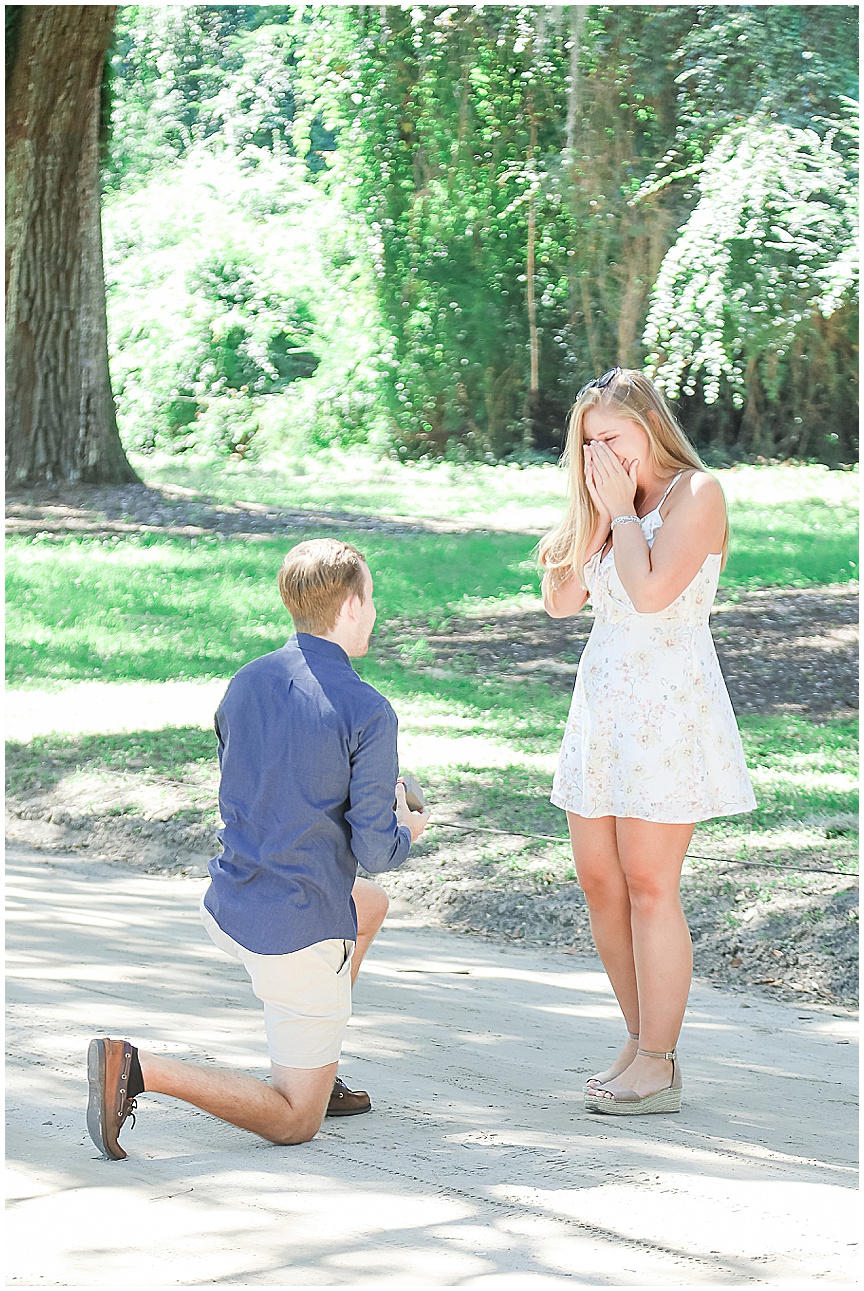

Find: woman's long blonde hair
<box><xmin>538</xmin><ymin>369</ymin><xmax>728</xmax><ymax>588</ymax></box>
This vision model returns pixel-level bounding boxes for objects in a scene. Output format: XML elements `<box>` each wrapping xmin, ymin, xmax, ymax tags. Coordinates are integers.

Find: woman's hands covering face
<box><xmin>583</xmin><ymin>440</ymin><xmax>638</xmax><ymax>519</ymax></box>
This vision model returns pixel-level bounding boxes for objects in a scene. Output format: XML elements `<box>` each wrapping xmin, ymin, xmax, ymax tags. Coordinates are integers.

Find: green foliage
<box><xmin>291</xmin><ymin>5</ymin><xmax>691</xmax><ymax>457</ymax></box>
<box><xmin>103</xmin><ymin>4</ymin><xmax>858</xmax><ymax>463</ymax></box>
<box><xmin>5</xmin><ymin>7</ymin><xmax>24</xmax><ymax>86</ymax></box>
<box><xmin>644</xmin><ymin>112</ymin><xmax>858</xmax><ymax>459</ymax></box>
<box><xmin>104</xmin><ymin>149</ymin><xmax>388</xmax><ymax>455</ymax></box>
<box><xmin>288</xmin><ymin>3</ymin><xmax>857</xmax><ymax>460</ymax></box>
<box><xmin>673</xmin><ymin>5</ymin><xmax>859</xmax><ymax>142</ymax></box>
<box><xmin>105</xmin><ymin>6</ymin><xmax>335</xmax><ymax>189</ymax></box>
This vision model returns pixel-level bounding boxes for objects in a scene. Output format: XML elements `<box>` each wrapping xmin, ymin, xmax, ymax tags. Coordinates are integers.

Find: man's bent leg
<box><xmin>138</xmin><ymin>1049</ymin><xmax>338</xmax><ymax>1146</ymax></box>
<box><xmin>350</xmin><ymin>876</ymin><xmax>389</xmax><ymax>985</ymax></box>
<box><xmin>324</xmin><ymin>877</ymin><xmax>388</xmax><ymax>1118</ymax></box>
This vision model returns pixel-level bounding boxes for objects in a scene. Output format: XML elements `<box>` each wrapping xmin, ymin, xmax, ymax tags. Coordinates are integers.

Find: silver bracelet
<box><xmin>610</xmin><ymin>514</ymin><xmax>641</xmax><ymax>530</ymax></box>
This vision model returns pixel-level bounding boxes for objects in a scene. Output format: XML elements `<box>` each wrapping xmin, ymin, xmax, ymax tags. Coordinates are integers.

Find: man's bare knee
<box><xmin>370</xmin><ymin>886</ymin><xmax>389</xmax><ymax>927</ymax></box>
<box><xmin>263</xmin><ymin>1092</ymin><xmax>325</xmax><ymax>1146</ymax></box>
<box><xmin>269</xmin><ymin>1060</ymin><xmax>335</xmax><ymax>1144</ymax></box>
<box><xmin>293</xmin><ymin>1112</ymin><xmax>325</xmax><ymax>1144</ymax></box>
<box><xmin>268</xmin><ymin>1119</ymin><xmax>322</xmax><ymax>1147</ymax></box>
<box><xmin>354</xmin><ymin>876</ymin><xmax>390</xmax><ymax>931</ymax></box>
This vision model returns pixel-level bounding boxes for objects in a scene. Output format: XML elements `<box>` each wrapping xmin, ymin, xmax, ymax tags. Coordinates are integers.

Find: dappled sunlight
<box><xmin>139</xmin><ymin>448</ymin><xmax>570</xmax><ymax>533</ymax></box>
<box><xmin>140</xmin><ymin>454</ymin><xmax>858</xmax><ymax>535</ymax></box>
<box><xmin>750</xmin><ymin>766</ymin><xmax>857</xmax><ymax>794</ymax></box>
<box><xmin>7</xmin><ymin>525</ymin><xmax>543</xmax><ymax>686</ymax></box>
<box><xmin>493</xmin><ymin>1177</ymin><xmax>857</xmax><ymax>1278</ymax></box>
<box><xmin>404</xmin><ymin>734</ymin><xmax>556</xmax><ymax>774</ymax></box>
<box><xmin>6</xmin><ymin>845</ymin><xmax>858</xmax><ymax>1285</ymax></box>
<box><xmin>720</xmin><ymin>463</ymin><xmax>858</xmax><ymax>509</ymax></box>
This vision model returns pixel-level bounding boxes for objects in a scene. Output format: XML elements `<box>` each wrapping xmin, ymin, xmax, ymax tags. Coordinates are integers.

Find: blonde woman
<box><xmin>539</xmin><ymin>368</ymin><xmax>755</xmax><ymax>1115</ymax></box>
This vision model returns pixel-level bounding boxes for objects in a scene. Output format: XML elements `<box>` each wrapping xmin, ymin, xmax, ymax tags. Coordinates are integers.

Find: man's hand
<box><xmin>395</xmin><ymin>780</ymin><xmax>430</xmax><ymax>843</ymax></box>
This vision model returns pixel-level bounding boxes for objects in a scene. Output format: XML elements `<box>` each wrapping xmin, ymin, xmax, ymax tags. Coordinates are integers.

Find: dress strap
<box><xmin>657</xmin><ymin>471</ymin><xmax>684</xmax><ymax>509</ymax></box>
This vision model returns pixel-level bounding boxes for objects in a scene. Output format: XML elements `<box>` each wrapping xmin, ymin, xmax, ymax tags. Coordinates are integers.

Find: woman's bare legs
<box><xmin>592</xmin><ymin>817</ymin><xmax>694</xmax><ymax>1100</ymax></box>
<box><xmin>567</xmin><ymin>813</ymin><xmax>640</xmax><ymax>1081</ymax></box>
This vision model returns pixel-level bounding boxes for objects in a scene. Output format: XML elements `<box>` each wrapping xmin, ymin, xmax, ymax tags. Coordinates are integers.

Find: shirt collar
<box><xmin>289</xmin><ymin>633</ymin><xmax>352</xmax><ymax>668</ymax></box>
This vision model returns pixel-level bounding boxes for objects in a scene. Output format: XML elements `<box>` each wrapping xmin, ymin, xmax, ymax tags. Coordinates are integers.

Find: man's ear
<box><xmin>342</xmin><ymin>592</ymin><xmax>361</xmax><ymax>623</ymax></box>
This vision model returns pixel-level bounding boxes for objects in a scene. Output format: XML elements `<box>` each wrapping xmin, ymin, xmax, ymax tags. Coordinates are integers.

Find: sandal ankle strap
<box><xmin>627</xmin><ymin>1030</ymin><xmax>639</xmax><ymax>1041</ymax></box>
<box><xmin>637</xmin><ymin>1047</ymin><xmax>676</xmax><ymax>1060</ymax></box>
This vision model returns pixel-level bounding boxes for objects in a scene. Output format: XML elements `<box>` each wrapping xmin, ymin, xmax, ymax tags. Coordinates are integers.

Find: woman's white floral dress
<box><xmin>551</xmin><ymin>477</ymin><xmax>757</xmax><ymax>823</ymax></box>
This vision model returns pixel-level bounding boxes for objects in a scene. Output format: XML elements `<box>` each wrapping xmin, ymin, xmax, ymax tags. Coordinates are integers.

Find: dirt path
<box><xmin>6</xmin><ymin>841</ymin><xmax>857</xmax><ymax>1286</ymax></box>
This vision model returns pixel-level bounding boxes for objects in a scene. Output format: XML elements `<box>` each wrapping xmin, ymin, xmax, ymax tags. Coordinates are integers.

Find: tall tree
<box><xmin>5</xmin><ymin>5</ymin><xmax>137</xmax><ymax>485</ymax></box>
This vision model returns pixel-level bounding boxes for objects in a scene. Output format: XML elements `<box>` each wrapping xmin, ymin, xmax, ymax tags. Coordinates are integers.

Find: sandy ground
<box><xmin>6</xmin><ymin>840</ymin><xmax>858</xmax><ymax>1288</ymax></box>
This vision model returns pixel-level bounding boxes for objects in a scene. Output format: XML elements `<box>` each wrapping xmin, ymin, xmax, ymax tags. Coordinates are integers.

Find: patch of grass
<box><xmin>413</xmin><ymin>724</ymin><xmax>858</xmax><ymax>846</ymax></box>
<box><xmin>726</xmin><ymin>501</ymin><xmax>858</xmax><ymax>587</ymax></box>
<box><xmin>6</xmin><ymin>478</ymin><xmax>858</xmax><ymax>689</ymax></box>
<box><xmin>735</xmin><ymin>715</ymin><xmax>859</xmax><ymax>830</ymax></box>
<box><xmin>8</xmin><ymin>714</ymin><xmax>857</xmax><ymax>867</ymax></box>
<box><xmin>134</xmin><ymin>449</ymin><xmax>568</xmax><ymax>532</ymax></box>
<box><xmin>138</xmin><ymin>452</ymin><xmax>859</xmax><ymax>585</ymax></box>
<box><xmin>357</xmin><ymin>663</ymin><xmax>566</xmax><ymax>755</ymax></box>
<box><xmin>138</xmin><ymin>450</ymin><xmax>856</xmax><ymax>522</ymax></box>
<box><xmin>5</xmin><ymin>528</ymin><xmax>538</xmax><ymax>687</ymax></box>
<box><xmin>5</xmin><ymin>457</ymin><xmax>857</xmax><ymax>878</ymax></box>
<box><xmin>5</xmin><ymin>727</ymin><xmax>217</xmax><ymax>797</ymax></box>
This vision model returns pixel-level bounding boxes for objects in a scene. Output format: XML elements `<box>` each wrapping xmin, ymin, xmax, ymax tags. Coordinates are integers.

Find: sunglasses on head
<box><xmin>576</xmin><ymin>367</ymin><xmax>621</xmax><ymax>400</ymax></box>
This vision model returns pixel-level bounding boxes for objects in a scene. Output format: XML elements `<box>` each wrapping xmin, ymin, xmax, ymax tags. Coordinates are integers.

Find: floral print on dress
<box><xmin>551</xmin><ymin>495</ymin><xmax>757</xmax><ymax>824</ymax></box>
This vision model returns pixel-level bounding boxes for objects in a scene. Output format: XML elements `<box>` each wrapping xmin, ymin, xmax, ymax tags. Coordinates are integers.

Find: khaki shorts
<box><xmin>200</xmin><ymin>897</ymin><xmax>353</xmax><ymax>1069</ymax></box>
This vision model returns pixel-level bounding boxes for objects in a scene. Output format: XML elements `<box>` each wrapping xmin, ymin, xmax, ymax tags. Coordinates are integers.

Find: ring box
<box><xmin>397</xmin><ymin>772</ymin><xmax>425</xmax><ymax>813</ymax></box>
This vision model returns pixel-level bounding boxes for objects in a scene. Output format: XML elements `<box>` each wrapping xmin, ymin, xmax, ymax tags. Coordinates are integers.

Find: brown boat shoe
<box><xmin>326</xmin><ymin>1075</ymin><xmax>372</xmax><ymax>1117</ymax></box>
<box><xmin>86</xmin><ymin>1037</ymin><xmax>138</xmax><ymax>1159</ymax></box>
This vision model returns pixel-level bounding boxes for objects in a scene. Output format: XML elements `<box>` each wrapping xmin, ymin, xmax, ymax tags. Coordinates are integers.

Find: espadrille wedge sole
<box><xmin>584</xmin><ymin>1047</ymin><xmax>682</xmax><ymax>1116</ymax></box>
<box><xmin>584</xmin><ymin>1030</ymin><xmax>640</xmax><ymax>1092</ymax></box>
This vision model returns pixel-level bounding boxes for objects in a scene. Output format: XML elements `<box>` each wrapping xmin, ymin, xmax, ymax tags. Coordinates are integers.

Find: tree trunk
<box><xmin>526</xmin><ymin>95</ymin><xmax>540</xmax><ymax>396</ymax></box>
<box><xmin>5</xmin><ymin>5</ymin><xmax>138</xmax><ymax>486</ymax></box>
<box><xmin>564</xmin><ymin>5</ymin><xmax>587</xmax><ymax>157</ymax></box>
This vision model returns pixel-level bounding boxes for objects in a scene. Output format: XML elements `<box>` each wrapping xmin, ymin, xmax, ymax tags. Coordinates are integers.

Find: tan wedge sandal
<box><xmin>584</xmin><ymin>1047</ymin><xmax>682</xmax><ymax>1115</ymax></box>
<box><xmin>584</xmin><ymin>1031</ymin><xmax>639</xmax><ymax>1091</ymax></box>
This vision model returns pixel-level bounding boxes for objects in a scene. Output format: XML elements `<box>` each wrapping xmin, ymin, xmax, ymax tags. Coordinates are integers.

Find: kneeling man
<box><xmin>87</xmin><ymin>539</ymin><xmax>428</xmax><ymax>1159</ymax></box>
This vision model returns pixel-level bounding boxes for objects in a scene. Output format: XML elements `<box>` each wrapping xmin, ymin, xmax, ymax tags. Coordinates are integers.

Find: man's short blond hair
<box><xmin>278</xmin><ymin>539</ymin><xmax>368</xmax><ymax>635</ymax></box>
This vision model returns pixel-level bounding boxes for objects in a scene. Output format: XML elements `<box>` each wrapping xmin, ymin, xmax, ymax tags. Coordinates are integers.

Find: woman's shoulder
<box><xmin>675</xmin><ymin>467</ymin><xmax>724</xmax><ymax>503</ymax></box>
<box><xmin>664</xmin><ymin>468</ymin><xmax>726</xmax><ymax>522</ymax></box>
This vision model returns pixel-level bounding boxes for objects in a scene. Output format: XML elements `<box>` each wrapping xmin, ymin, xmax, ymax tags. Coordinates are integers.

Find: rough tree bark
<box><xmin>5</xmin><ymin>5</ymin><xmax>138</xmax><ymax>486</ymax></box>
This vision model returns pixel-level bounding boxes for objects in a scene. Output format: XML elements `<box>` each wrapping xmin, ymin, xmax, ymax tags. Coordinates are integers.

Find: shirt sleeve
<box><xmin>345</xmin><ymin>700</ymin><xmax>411</xmax><ymax>874</ymax></box>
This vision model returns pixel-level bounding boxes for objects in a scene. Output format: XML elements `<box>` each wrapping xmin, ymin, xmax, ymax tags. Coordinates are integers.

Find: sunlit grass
<box><xmin>6</xmin><ymin>529</ymin><xmax>538</xmax><ymax>686</ymax></box>
<box><xmin>5</xmin><ymin>455</ymin><xmax>859</xmax><ymax>690</ymax></box>
<box><xmin>135</xmin><ymin>451</ymin><xmax>859</xmax><ymax>587</ymax></box>
<box><xmin>6</xmin><ymin>457</ymin><xmax>857</xmax><ymax>856</ymax></box>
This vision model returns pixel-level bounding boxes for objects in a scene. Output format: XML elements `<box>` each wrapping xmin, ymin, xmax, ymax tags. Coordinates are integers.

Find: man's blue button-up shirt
<box><xmin>203</xmin><ymin>633</ymin><xmax>411</xmax><ymax>955</ymax></box>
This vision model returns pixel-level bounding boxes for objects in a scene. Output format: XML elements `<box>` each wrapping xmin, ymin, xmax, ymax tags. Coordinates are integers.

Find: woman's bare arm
<box><xmin>541</xmin><ymin>513</ymin><xmax>608</xmax><ymax>619</ymax></box>
<box><xmin>542</xmin><ymin>566</ymin><xmax>589</xmax><ymax>618</ymax></box>
<box><xmin>612</xmin><ymin>472</ymin><xmax>726</xmax><ymax>613</ymax></box>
